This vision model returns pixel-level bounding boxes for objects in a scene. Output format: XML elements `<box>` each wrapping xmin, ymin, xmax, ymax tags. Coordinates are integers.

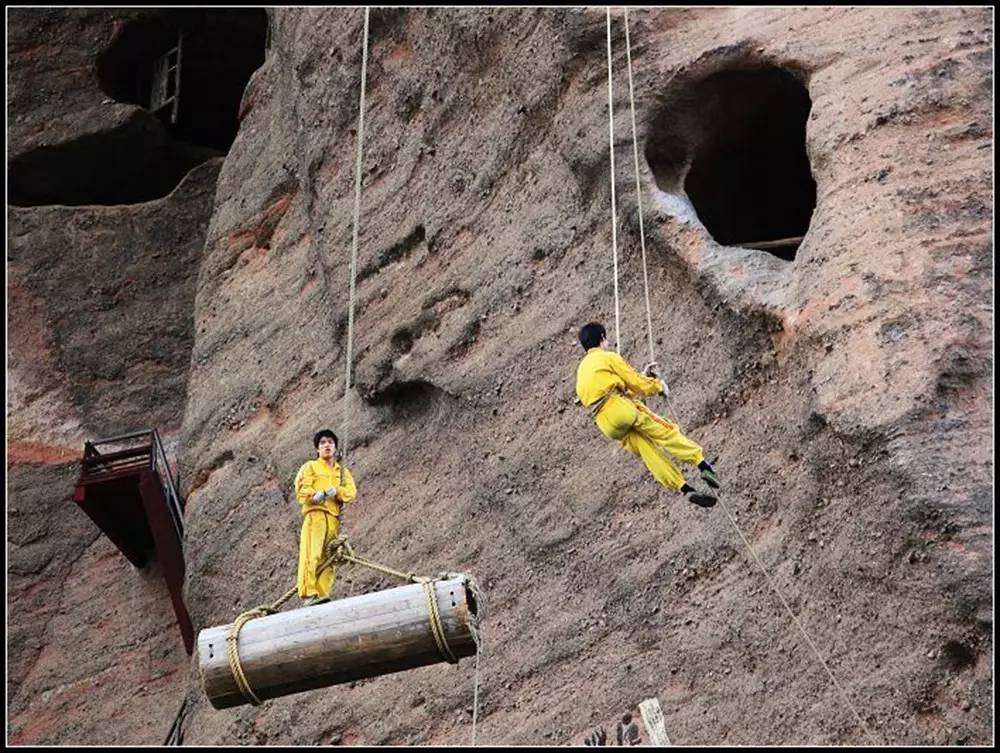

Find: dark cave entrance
<box><xmin>97</xmin><ymin>8</ymin><xmax>268</xmax><ymax>152</ymax></box>
<box><xmin>8</xmin><ymin>9</ymin><xmax>267</xmax><ymax>207</ymax></box>
<box><xmin>646</xmin><ymin>64</ymin><xmax>816</xmax><ymax>261</ymax></box>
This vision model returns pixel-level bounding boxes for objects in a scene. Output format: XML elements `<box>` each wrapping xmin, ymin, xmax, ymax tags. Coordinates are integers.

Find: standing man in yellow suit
<box><xmin>294</xmin><ymin>429</ymin><xmax>357</xmax><ymax>606</ymax></box>
<box><xmin>575</xmin><ymin>322</ymin><xmax>720</xmax><ymax>508</ymax></box>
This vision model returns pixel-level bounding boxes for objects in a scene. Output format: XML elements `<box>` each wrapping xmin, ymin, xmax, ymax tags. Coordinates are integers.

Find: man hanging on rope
<box><xmin>575</xmin><ymin>322</ymin><xmax>720</xmax><ymax>508</ymax></box>
<box><xmin>294</xmin><ymin>429</ymin><xmax>358</xmax><ymax>606</ymax></box>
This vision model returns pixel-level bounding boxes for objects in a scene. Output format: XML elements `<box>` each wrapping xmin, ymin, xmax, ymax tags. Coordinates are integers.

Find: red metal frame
<box><xmin>73</xmin><ymin>430</ymin><xmax>193</xmax><ymax>654</ymax></box>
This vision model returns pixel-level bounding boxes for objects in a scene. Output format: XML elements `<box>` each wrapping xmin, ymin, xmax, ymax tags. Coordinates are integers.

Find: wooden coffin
<box><xmin>199</xmin><ymin>575</ymin><xmax>480</xmax><ymax>709</ymax></box>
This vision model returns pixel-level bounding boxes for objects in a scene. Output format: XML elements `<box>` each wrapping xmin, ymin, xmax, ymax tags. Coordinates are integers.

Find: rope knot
<box><xmin>324</xmin><ymin>535</ymin><xmax>357</xmax><ymax>565</ymax></box>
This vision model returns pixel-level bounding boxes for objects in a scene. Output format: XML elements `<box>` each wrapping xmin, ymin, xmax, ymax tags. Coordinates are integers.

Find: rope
<box><xmin>423</xmin><ymin>581</ymin><xmax>459</xmax><ymax>664</ymax></box>
<box><xmin>326</xmin><ymin>539</ymin><xmax>430</xmax><ymax>583</ymax></box>
<box><xmin>612</xmin><ymin>11</ymin><xmax>867</xmax><ymax>740</ymax></box>
<box><xmin>341</xmin><ymin>6</ymin><xmax>370</xmax><ymax>468</ymax></box>
<box><xmin>715</xmin><ymin>495</ymin><xmax>877</xmax><ymax>743</ymax></box>
<box><xmin>605</xmin><ymin>7</ymin><xmax>621</xmax><ymax>354</ymax></box>
<box><xmin>623</xmin><ymin>8</ymin><xmax>654</xmax><ymax>368</ymax></box>
<box><xmin>621</xmin><ymin>8</ymin><xmax>682</xmax><ymax>427</ymax></box>
<box><xmin>226</xmin><ymin>609</ymin><xmax>268</xmax><ymax>705</ymax></box>
<box><xmin>225</xmin><ymin>583</ymin><xmax>300</xmax><ymax>706</ymax></box>
<box><xmin>163</xmin><ymin>696</ymin><xmax>188</xmax><ymax>746</ymax></box>
<box><xmin>323</xmin><ymin>541</ymin><xmax>456</xmax><ymax>665</ymax></box>
<box><xmin>471</xmin><ymin>643</ymin><xmax>481</xmax><ymax>745</ymax></box>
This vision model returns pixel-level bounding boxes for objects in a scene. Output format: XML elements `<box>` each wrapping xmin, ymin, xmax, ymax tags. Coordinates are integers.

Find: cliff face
<box><xmin>7</xmin><ymin>7</ymin><xmax>993</xmax><ymax>746</ymax></box>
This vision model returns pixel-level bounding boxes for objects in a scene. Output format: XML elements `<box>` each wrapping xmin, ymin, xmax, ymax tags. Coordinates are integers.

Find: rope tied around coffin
<box><xmin>225</xmin><ymin>535</ymin><xmax>458</xmax><ymax>706</ymax></box>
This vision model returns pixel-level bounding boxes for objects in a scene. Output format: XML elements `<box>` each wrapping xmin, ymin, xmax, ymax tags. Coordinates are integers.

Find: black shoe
<box><xmin>687</xmin><ymin>492</ymin><xmax>717</xmax><ymax>508</ymax></box>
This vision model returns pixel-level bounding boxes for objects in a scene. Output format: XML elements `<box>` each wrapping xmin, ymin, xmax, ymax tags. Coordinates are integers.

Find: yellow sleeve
<box><xmin>609</xmin><ymin>352</ymin><xmax>664</xmax><ymax>397</ymax></box>
<box><xmin>295</xmin><ymin>462</ymin><xmax>320</xmax><ymax>506</ymax></box>
<box><xmin>335</xmin><ymin>466</ymin><xmax>357</xmax><ymax>504</ymax></box>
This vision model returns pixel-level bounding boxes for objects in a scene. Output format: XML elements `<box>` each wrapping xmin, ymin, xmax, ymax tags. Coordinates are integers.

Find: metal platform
<box><xmin>73</xmin><ymin>429</ymin><xmax>193</xmax><ymax>654</ymax></box>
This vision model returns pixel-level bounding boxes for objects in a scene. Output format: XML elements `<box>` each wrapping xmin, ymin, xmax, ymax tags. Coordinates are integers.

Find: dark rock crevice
<box><xmin>358</xmin><ymin>224</ymin><xmax>427</xmax><ymax>283</ymax></box>
<box><xmin>363</xmin><ymin>378</ymin><xmax>451</xmax><ymax>422</ymax></box>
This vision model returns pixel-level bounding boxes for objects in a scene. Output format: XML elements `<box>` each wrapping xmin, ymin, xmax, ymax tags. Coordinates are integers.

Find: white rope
<box><xmin>715</xmin><ymin>495</ymin><xmax>877</xmax><ymax>743</ymax></box>
<box><xmin>342</xmin><ymin>6</ymin><xmax>370</xmax><ymax>466</ymax></box>
<box><xmin>341</xmin><ymin>17</ymin><xmax>484</xmax><ymax>746</ymax></box>
<box><xmin>622</xmin><ymin>8</ymin><xmax>682</xmax><ymax>426</ymax></box>
<box><xmin>623</xmin><ymin>8</ymin><xmax>654</xmax><ymax>367</ymax></box>
<box><xmin>471</xmin><ymin>644</ymin><xmax>481</xmax><ymax>745</ymax></box>
<box><xmin>605</xmin><ymin>7</ymin><xmax>621</xmax><ymax>354</ymax></box>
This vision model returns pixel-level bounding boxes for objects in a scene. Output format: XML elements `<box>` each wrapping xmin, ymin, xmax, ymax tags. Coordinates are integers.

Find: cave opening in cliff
<box><xmin>646</xmin><ymin>64</ymin><xmax>816</xmax><ymax>261</ymax></box>
<box><xmin>98</xmin><ymin>9</ymin><xmax>268</xmax><ymax>152</ymax></box>
<box><xmin>10</xmin><ymin>9</ymin><xmax>267</xmax><ymax>208</ymax></box>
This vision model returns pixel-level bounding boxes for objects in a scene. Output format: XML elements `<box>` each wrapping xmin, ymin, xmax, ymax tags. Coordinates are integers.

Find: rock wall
<box><xmin>7</xmin><ymin>6</ymin><xmax>992</xmax><ymax>745</ymax></box>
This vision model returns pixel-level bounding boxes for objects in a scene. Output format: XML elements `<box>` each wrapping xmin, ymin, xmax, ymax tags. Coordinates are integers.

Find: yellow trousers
<box><xmin>297</xmin><ymin>509</ymin><xmax>340</xmax><ymax>599</ymax></box>
<box><xmin>595</xmin><ymin>394</ymin><xmax>705</xmax><ymax>491</ymax></box>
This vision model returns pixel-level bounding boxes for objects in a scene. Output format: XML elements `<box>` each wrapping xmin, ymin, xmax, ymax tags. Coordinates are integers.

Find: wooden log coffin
<box><xmin>199</xmin><ymin>575</ymin><xmax>480</xmax><ymax>709</ymax></box>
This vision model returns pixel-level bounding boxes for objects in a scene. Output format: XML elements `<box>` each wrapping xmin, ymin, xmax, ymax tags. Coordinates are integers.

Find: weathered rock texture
<box><xmin>7</xmin><ymin>6</ymin><xmax>993</xmax><ymax>746</ymax></box>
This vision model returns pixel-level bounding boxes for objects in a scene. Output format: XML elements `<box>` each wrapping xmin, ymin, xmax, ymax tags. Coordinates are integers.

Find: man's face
<box><xmin>317</xmin><ymin>436</ymin><xmax>337</xmax><ymax>459</ymax></box>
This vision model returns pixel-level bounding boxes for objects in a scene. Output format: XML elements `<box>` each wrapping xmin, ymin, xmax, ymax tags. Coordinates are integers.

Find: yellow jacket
<box><xmin>575</xmin><ymin>347</ymin><xmax>664</xmax><ymax>407</ymax></box>
<box><xmin>294</xmin><ymin>459</ymin><xmax>357</xmax><ymax>517</ymax></box>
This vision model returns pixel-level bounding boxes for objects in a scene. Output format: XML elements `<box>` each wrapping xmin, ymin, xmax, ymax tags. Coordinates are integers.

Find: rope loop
<box><xmin>226</xmin><ymin>606</ymin><xmax>274</xmax><ymax>706</ymax></box>
<box><xmin>224</xmin><ymin>531</ymin><xmax>450</xmax><ymax>704</ymax></box>
<box><xmin>422</xmin><ymin>580</ymin><xmax>458</xmax><ymax>664</ymax></box>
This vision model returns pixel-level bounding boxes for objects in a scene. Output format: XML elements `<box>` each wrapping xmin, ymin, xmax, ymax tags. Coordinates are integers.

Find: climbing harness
<box><xmin>585</xmin><ymin>388</ymin><xmax>619</xmax><ymax>418</ymax></box>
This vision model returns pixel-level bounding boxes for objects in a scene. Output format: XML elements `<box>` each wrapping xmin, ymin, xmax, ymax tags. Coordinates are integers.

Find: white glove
<box><xmin>312</xmin><ymin>491</ymin><xmax>325</xmax><ymax>503</ymax></box>
<box><xmin>324</xmin><ymin>486</ymin><xmax>338</xmax><ymax>501</ymax></box>
<box><xmin>643</xmin><ymin>361</ymin><xmax>660</xmax><ymax>378</ymax></box>
<box><xmin>660</xmin><ymin>379</ymin><xmax>670</xmax><ymax>397</ymax></box>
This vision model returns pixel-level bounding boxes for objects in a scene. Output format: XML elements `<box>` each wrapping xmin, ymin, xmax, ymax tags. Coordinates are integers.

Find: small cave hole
<box><xmin>391</xmin><ymin>328</ymin><xmax>414</xmax><ymax>354</ymax></box>
<box><xmin>368</xmin><ymin>379</ymin><xmax>443</xmax><ymax>420</ymax></box>
<box><xmin>940</xmin><ymin>640</ymin><xmax>977</xmax><ymax>672</ymax></box>
<box><xmin>646</xmin><ymin>63</ymin><xmax>816</xmax><ymax>260</ymax></box>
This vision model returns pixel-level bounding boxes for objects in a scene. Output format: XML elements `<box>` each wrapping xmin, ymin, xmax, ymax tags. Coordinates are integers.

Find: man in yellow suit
<box><xmin>575</xmin><ymin>322</ymin><xmax>720</xmax><ymax>508</ymax></box>
<box><xmin>294</xmin><ymin>429</ymin><xmax>357</xmax><ymax>605</ymax></box>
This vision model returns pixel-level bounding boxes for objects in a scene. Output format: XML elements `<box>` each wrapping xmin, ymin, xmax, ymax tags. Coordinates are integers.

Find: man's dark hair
<box><xmin>579</xmin><ymin>322</ymin><xmax>606</xmax><ymax>351</ymax></box>
<box><xmin>313</xmin><ymin>429</ymin><xmax>338</xmax><ymax>449</ymax></box>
